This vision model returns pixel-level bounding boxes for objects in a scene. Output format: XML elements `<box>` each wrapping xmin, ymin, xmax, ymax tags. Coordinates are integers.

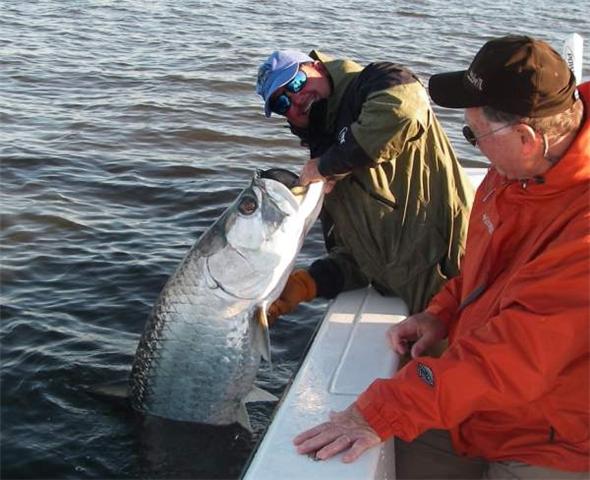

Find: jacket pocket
<box><xmin>349</xmin><ymin>175</ymin><xmax>397</xmax><ymax>210</ymax></box>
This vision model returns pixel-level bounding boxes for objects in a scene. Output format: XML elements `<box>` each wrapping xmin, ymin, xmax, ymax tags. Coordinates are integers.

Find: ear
<box><xmin>516</xmin><ymin>123</ymin><xmax>541</xmax><ymax>157</ymax></box>
<box><xmin>313</xmin><ymin>60</ymin><xmax>328</xmax><ymax>75</ymax></box>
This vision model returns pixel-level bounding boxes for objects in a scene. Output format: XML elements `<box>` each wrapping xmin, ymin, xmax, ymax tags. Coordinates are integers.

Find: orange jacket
<box><xmin>357</xmin><ymin>82</ymin><xmax>590</xmax><ymax>472</ymax></box>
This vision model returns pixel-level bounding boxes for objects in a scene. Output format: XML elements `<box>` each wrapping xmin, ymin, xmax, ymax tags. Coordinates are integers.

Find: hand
<box><xmin>388</xmin><ymin>311</ymin><xmax>447</xmax><ymax>359</ymax></box>
<box><xmin>300</xmin><ymin>158</ymin><xmax>338</xmax><ymax>193</ymax></box>
<box><xmin>324</xmin><ymin>177</ymin><xmax>337</xmax><ymax>194</ymax></box>
<box><xmin>299</xmin><ymin>158</ymin><xmax>324</xmax><ymax>186</ymax></box>
<box><xmin>267</xmin><ymin>269</ymin><xmax>317</xmax><ymax>325</ymax></box>
<box><xmin>293</xmin><ymin>404</ymin><xmax>381</xmax><ymax>462</ymax></box>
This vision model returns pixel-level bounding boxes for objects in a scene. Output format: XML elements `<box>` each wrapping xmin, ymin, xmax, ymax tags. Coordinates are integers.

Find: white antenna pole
<box><xmin>562</xmin><ymin>33</ymin><xmax>584</xmax><ymax>85</ymax></box>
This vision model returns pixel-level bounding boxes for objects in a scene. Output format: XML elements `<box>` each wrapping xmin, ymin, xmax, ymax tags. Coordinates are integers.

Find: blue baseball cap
<box><xmin>256</xmin><ymin>50</ymin><xmax>314</xmax><ymax>117</ymax></box>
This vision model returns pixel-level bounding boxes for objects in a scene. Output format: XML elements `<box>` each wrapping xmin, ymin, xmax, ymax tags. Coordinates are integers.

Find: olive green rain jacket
<box><xmin>300</xmin><ymin>51</ymin><xmax>474</xmax><ymax>313</ymax></box>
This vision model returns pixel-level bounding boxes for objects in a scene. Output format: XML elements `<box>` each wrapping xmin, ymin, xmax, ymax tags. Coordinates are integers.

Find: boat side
<box><xmin>242</xmin><ymin>286</ymin><xmax>407</xmax><ymax>480</ymax></box>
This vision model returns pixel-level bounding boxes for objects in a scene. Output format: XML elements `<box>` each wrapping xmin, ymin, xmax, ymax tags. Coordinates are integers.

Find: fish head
<box><xmin>224</xmin><ymin>173</ymin><xmax>295</xmax><ymax>251</ymax></box>
<box><xmin>212</xmin><ymin>171</ymin><xmax>323</xmax><ymax>300</ymax></box>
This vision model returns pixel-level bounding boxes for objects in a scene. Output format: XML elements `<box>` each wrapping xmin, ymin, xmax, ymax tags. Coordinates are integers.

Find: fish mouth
<box><xmin>257</xmin><ymin>168</ymin><xmax>313</xmax><ymax>198</ymax></box>
<box><xmin>256</xmin><ymin>168</ymin><xmax>309</xmax><ymax>208</ymax></box>
<box><xmin>258</xmin><ymin>168</ymin><xmax>299</xmax><ymax>190</ymax></box>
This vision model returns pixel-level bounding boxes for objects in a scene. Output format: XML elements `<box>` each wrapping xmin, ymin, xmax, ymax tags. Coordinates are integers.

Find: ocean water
<box><xmin>1</xmin><ymin>1</ymin><xmax>587</xmax><ymax>478</ymax></box>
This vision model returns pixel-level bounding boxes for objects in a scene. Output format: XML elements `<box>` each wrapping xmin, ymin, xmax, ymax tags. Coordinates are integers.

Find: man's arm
<box><xmin>357</xmin><ymin>216</ymin><xmax>590</xmax><ymax>441</ymax></box>
<box><xmin>296</xmin><ymin>213</ymin><xmax>589</xmax><ymax>458</ymax></box>
<box><xmin>319</xmin><ymin>64</ymin><xmax>429</xmax><ymax>176</ymax></box>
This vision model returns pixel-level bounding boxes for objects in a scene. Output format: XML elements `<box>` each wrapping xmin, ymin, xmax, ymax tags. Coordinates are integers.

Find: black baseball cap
<box><xmin>428</xmin><ymin>35</ymin><xmax>577</xmax><ymax>117</ymax></box>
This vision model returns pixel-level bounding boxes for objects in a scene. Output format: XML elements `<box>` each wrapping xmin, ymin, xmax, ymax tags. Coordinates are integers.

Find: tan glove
<box><xmin>268</xmin><ymin>269</ymin><xmax>317</xmax><ymax>325</ymax></box>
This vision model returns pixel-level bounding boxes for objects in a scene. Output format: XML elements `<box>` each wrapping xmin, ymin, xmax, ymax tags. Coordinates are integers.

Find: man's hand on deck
<box><xmin>293</xmin><ymin>404</ymin><xmax>381</xmax><ymax>462</ymax></box>
<box><xmin>387</xmin><ymin>311</ymin><xmax>447</xmax><ymax>359</ymax></box>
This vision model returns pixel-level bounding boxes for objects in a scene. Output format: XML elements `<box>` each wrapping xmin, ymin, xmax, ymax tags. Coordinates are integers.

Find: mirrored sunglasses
<box><xmin>270</xmin><ymin>70</ymin><xmax>308</xmax><ymax>116</ymax></box>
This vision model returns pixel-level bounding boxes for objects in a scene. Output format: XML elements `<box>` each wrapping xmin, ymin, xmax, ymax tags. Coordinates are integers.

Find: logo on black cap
<box><xmin>466</xmin><ymin>70</ymin><xmax>483</xmax><ymax>91</ymax></box>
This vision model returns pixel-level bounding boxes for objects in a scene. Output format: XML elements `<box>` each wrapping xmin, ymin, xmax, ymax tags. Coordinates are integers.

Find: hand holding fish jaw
<box><xmin>293</xmin><ymin>404</ymin><xmax>381</xmax><ymax>462</ymax></box>
<box><xmin>299</xmin><ymin>158</ymin><xmax>336</xmax><ymax>193</ymax></box>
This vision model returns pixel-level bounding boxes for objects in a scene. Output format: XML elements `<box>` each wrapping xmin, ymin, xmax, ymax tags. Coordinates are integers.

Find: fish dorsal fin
<box><xmin>244</xmin><ymin>385</ymin><xmax>278</xmax><ymax>403</ymax></box>
<box><xmin>253</xmin><ymin>305</ymin><xmax>271</xmax><ymax>363</ymax></box>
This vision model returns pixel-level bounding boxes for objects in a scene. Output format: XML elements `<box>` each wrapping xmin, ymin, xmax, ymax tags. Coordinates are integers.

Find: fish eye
<box><xmin>238</xmin><ymin>195</ymin><xmax>258</xmax><ymax>215</ymax></box>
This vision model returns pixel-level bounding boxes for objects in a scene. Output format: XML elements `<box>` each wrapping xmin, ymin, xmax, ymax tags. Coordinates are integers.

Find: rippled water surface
<box><xmin>1</xmin><ymin>1</ymin><xmax>588</xmax><ymax>478</ymax></box>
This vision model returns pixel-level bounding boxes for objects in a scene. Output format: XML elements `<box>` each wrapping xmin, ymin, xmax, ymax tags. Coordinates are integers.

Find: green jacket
<box><xmin>301</xmin><ymin>51</ymin><xmax>473</xmax><ymax>313</ymax></box>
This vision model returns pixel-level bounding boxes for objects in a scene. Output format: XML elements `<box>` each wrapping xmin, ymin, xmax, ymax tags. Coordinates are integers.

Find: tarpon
<box><xmin>128</xmin><ymin>169</ymin><xmax>324</xmax><ymax>429</ymax></box>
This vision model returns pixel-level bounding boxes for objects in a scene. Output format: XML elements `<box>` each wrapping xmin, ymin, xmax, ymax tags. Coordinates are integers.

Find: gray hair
<box><xmin>482</xmin><ymin>99</ymin><xmax>584</xmax><ymax>144</ymax></box>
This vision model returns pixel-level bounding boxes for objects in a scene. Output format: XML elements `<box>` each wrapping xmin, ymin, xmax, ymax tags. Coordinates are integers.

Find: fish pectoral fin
<box><xmin>85</xmin><ymin>380</ymin><xmax>131</xmax><ymax>411</ymax></box>
<box><xmin>236</xmin><ymin>402</ymin><xmax>253</xmax><ymax>432</ymax></box>
<box><xmin>87</xmin><ymin>380</ymin><xmax>129</xmax><ymax>399</ymax></box>
<box><xmin>244</xmin><ymin>385</ymin><xmax>278</xmax><ymax>403</ymax></box>
<box><xmin>253</xmin><ymin>306</ymin><xmax>272</xmax><ymax>363</ymax></box>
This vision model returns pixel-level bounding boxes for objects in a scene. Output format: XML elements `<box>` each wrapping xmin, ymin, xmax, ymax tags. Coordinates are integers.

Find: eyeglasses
<box><xmin>269</xmin><ymin>70</ymin><xmax>308</xmax><ymax>116</ymax></box>
<box><xmin>462</xmin><ymin>123</ymin><xmax>515</xmax><ymax>147</ymax></box>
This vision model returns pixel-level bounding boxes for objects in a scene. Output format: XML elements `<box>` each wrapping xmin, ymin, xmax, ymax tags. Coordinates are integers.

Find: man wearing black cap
<box><xmin>294</xmin><ymin>36</ymin><xmax>589</xmax><ymax>478</ymax></box>
<box><xmin>255</xmin><ymin>50</ymin><xmax>474</xmax><ymax>322</ymax></box>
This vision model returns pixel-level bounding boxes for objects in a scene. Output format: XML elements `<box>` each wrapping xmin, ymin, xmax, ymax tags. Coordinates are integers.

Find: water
<box><xmin>1</xmin><ymin>1</ymin><xmax>587</xmax><ymax>478</ymax></box>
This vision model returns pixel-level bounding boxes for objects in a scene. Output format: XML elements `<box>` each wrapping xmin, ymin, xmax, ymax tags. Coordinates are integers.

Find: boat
<box><xmin>241</xmin><ymin>34</ymin><xmax>584</xmax><ymax>480</ymax></box>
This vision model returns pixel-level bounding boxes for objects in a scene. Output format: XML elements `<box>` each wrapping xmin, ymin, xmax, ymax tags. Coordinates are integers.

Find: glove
<box><xmin>268</xmin><ymin>269</ymin><xmax>317</xmax><ymax>325</ymax></box>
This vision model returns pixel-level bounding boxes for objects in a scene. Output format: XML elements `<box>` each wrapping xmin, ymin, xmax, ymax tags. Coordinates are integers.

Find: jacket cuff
<box><xmin>355</xmin><ymin>393</ymin><xmax>397</xmax><ymax>441</ymax></box>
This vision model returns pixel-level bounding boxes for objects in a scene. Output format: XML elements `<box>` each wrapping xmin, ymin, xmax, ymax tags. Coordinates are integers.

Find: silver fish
<box><xmin>129</xmin><ymin>170</ymin><xmax>324</xmax><ymax>429</ymax></box>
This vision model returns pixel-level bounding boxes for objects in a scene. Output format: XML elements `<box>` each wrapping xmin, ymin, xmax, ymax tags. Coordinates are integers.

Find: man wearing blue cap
<box><xmin>255</xmin><ymin>50</ymin><xmax>474</xmax><ymax>321</ymax></box>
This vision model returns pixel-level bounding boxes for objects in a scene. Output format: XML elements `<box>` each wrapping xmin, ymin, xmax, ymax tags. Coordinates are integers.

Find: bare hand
<box><xmin>299</xmin><ymin>158</ymin><xmax>338</xmax><ymax>193</ymax></box>
<box><xmin>323</xmin><ymin>177</ymin><xmax>336</xmax><ymax>194</ymax></box>
<box><xmin>299</xmin><ymin>158</ymin><xmax>324</xmax><ymax>186</ymax></box>
<box><xmin>388</xmin><ymin>311</ymin><xmax>447</xmax><ymax>358</ymax></box>
<box><xmin>293</xmin><ymin>404</ymin><xmax>381</xmax><ymax>462</ymax></box>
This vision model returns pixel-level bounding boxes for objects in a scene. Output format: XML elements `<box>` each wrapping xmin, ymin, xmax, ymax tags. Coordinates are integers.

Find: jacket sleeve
<box><xmin>318</xmin><ymin>75</ymin><xmax>429</xmax><ymax>177</ymax></box>
<box><xmin>309</xmin><ymin>247</ymin><xmax>370</xmax><ymax>299</ymax></box>
<box><xmin>356</xmin><ymin>213</ymin><xmax>590</xmax><ymax>441</ymax></box>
